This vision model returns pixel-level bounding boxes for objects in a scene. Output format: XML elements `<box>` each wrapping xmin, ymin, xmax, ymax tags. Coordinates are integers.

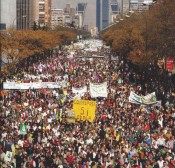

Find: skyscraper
<box><xmin>16</xmin><ymin>0</ymin><xmax>29</xmax><ymax>29</ymax></box>
<box><xmin>109</xmin><ymin>0</ymin><xmax>119</xmax><ymax>23</ymax></box>
<box><xmin>76</xmin><ymin>3</ymin><xmax>87</xmax><ymax>28</ymax></box>
<box><xmin>96</xmin><ymin>0</ymin><xmax>110</xmax><ymax>31</ymax></box>
<box><xmin>34</xmin><ymin>0</ymin><xmax>52</xmax><ymax>27</ymax></box>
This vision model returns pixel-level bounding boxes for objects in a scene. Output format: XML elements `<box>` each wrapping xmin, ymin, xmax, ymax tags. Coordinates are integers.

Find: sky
<box><xmin>52</xmin><ymin>0</ymin><xmax>96</xmax><ymax>28</ymax></box>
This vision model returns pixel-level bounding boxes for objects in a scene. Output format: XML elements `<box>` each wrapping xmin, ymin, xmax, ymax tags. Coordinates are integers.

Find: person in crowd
<box><xmin>0</xmin><ymin>40</ymin><xmax>174</xmax><ymax>167</ymax></box>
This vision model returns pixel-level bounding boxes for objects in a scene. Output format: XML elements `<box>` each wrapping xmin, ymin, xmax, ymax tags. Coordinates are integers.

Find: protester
<box><xmin>0</xmin><ymin>39</ymin><xmax>175</xmax><ymax>168</ymax></box>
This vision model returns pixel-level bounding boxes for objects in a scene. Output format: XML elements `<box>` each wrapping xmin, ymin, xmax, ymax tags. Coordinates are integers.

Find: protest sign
<box><xmin>73</xmin><ymin>99</ymin><xmax>96</xmax><ymax>122</ymax></box>
<box><xmin>66</xmin><ymin>110</ymin><xmax>75</xmax><ymax>123</ymax></box>
<box><xmin>90</xmin><ymin>82</ymin><xmax>108</xmax><ymax>98</ymax></box>
<box><xmin>129</xmin><ymin>91</ymin><xmax>157</xmax><ymax>105</ymax></box>
<box><xmin>3</xmin><ymin>81</ymin><xmax>67</xmax><ymax>89</ymax></box>
<box><xmin>72</xmin><ymin>86</ymin><xmax>87</xmax><ymax>98</ymax></box>
<box><xmin>20</xmin><ymin>124</ymin><xmax>27</xmax><ymax>135</ymax></box>
<box><xmin>4</xmin><ymin>151</ymin><xmax>12</xmax><ymax>162</ymax></box>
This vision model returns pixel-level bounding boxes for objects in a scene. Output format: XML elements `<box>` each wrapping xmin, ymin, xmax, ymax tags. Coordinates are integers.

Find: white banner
<box><xmin>90</xmin><ymin>82</ymin><xmax>108</xmax><ymax>98</ymax></box>
<box><xmin>142</xmin><ymin>92</ymin><xmax>157</xmax><ymax>104</ymax></box>
<box><xmin>72</xmin><ymin>86</ymin><xmax>87</xmax><ymax>98</ymax></box>
<box><xmin>129</xmin><ymin>91</ymin><xmax>157</xmax><ymax>105</ymax></box>
<box><xmin>5</xmin><ymin>151</ymin><xmax>12</xmax><ymax>162</ymax></box>
<box><xmin>3</xmin><ymin>81</ymin><xmax>67</xmax><ymax>90</ymax></box>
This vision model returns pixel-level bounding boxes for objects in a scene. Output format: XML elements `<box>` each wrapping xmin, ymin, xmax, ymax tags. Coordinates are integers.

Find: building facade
<box><xmin>96</xmin><ymin>0</ymin><xmax>110</xmax><ymax>31</ymax></box>
<box><xmin>109</xmin><ymin>0</ymin><xmax>119</xmax><ymax>23</ymax></box>
<box><xmin>31</xmin><ymin>0</ymin><xmax>52</xmax><ymax>28</ymax></box>
<box><xmin>76</xmin><ymin>3</ymin><xmax>87</xmax><ymax>28</ymax></box>
<box><xmin>51</xmin><ymin>9</ymin><xmax>64</xmax><ymax>29</ymax></box>
<box><xmin>16</xmin><ymin>0</ymin><xmax>33</xmax><ymax>29</ymax></box>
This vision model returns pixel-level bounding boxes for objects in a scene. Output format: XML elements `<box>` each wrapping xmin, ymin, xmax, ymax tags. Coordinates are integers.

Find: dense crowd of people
<box><xmin>0</xmin><ymin>40</ymin><xmax>175</xmax><ymax>168</ymax></box>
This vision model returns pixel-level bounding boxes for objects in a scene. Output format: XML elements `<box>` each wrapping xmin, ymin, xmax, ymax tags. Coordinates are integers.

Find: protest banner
<box><xmin>129</xmin><ymin>91</ymin><xmax>143</xmax><ymax>104</ymax></box>
<box><xmin>20</xmin><ymin>124</ymin><xmax>27</xmax><ymax>135</ymax></box>
<box><xmin>90</xmin><ymin>82</ymin><xmax>108</xmax><ymax>98</ymax></box>
<box><xmin>4</xmin><ymin>151</ymin><xmax>12</xmax><ymax>162</ymax></box>
<box><xmin>129</xmin><ymin>91</ymin><xmax>157</xmax><ymax>105</ymax></box>
<box><xmin>66</xmin><ymin>110</ymin><xmax>75</xmax><ymax>123</ymax></box>
<box><xmin>72</xmin><ymin>86</ymin><xmax>87</xmax><ymax>98</ymax></box>
<box><xmin>142</xmin><ymin>92</ymin><xmax>157</xmax><ymax>105</ymax></box>
<box><xmin>3</xmin><ymin>81</ymin><xmax>67</xmax><ymax>90</ymax></box>
<box><xmin>73</xmin><ymin>99</ymin><xmax>96</xmax><ymax>122</ymax></box>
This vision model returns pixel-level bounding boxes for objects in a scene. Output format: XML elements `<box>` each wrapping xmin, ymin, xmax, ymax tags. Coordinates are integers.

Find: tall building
<box><xmin>109</xmin><ymin>0</ymin><xmax>119</xmax><ymax>23</ymax></box>
<box><xmin>16</xmin><ymin>0</ymin><xmax>34</xmax><ymax>29</ymax></box>
<box><xmin>0</xmin><ymin>0</ymin><xmax>17</xmax><ymax>30</ymax></box>
<box><xmin>130</xmin><ymin>0</ymin><xmax>152</xmax><ymax>11</ymax></box>
<box><xmin>122</xmin><ymin>0</ymin><xmax>130</xmax><ymax>15</ymax></box>
<box><xmin>96</xmin><ymin>0</ymin><xmax>110</xmax><ymax>31</ymax></box>
<box><xmin>37</xmin><ymin>0</ymin><xmax>52</xmax><ymax>27</ymax></box>
<box><xmin>51</xmin><ymin>9</ymin><xmax>64</xmax><ymax>29</ymax></box>
<box><xmin>52</xmin><ymin>0</ymin><xmax>96</xmax><ymax>29</ymax></box>
<box><xmin>31</xmin><ymin>0</ymin><xmax>52</xmax><ymax>28</ymax></box>
<box><xmin>76</xmin><ymin>3</ymin><xmax>87</xmax><ymax>28</ymax></box>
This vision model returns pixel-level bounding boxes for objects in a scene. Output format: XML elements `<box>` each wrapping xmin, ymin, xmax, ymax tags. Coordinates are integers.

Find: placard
<box><xmin>73</xmin><ymin>99</ymin><xmax>96</xmax><ymax>122</ymax></box>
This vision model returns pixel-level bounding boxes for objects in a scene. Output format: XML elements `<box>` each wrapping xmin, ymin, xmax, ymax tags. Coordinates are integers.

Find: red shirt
<box><xmin>23</xmin><ymin>140</ymin><xmax>29</xmax><ymax>147</ymax></box>
<box><xmin>67</xmin><ymin>155</ymin><xmax>73</xmax><ymax>165</ymax></box>
<box><xmin>102</xmin><ymin>114</ymin><xmax>107</xmax><ymax>119</ymax></box>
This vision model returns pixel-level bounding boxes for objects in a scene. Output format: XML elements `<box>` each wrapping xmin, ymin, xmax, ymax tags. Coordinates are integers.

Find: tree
<box><xmin>101</xmin><ymin>0</ymin><xmax>175</xmax><ymax>65</ymax></box>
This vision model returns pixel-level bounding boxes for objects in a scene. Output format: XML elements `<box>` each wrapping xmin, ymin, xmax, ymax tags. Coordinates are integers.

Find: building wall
<box><xmin>96</xmin><ymin>0</ymin><xmax>101</xmax><ymax>31</ymax></box>
<box><xmin>32</xmin><ymin>0</ymin><xmax>39</xmax><ymax>23</ymax></box>
<box><xmin>122</xmin><ymin>0</ymin><xmax>130</xmax><ymax>15</ymax></box>
<box><xmin>0</xmin><ymin>0</ymin><xmax>17</xmax><ymax>29</ymax></box>
<box><xmin>96</xmin><ymin>0</ymin><xmax>110</xmax><ymax>31</ymax></box>
<box><xmin>37</xmin><ymin>0</ymin><xmax>52</xmax><ymax>27</ymax></box>
<box><xmin>102</xmin><ymin>0</ymin><xmax>109</xmax><ymax>29</ymax></box>
<box><xmin>51</xmin><ymin>9</ymin><xmax>64</xmax><ymax>28</ymax></box>
<box><xmin>45</xmin><ymin>0</ymin><xmax>51</xmax><ymax>27</ymax></box>
<box><xmin>16</xmin><ymin>0</ymin><xmax>35</xmax><ymax>29</ymax></box>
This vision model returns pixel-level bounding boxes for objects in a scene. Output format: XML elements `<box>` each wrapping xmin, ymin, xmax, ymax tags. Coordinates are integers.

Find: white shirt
<box><xmin>18</xmin><ymin>139</ymin><xmax>24</xmax><ymax>147</ymax></box>
<box><xmin>86</xmin><ymin>138</ymin><xmax>93</xmax><ymax>145</ymax></box>
<box><xmin>157</xmin><ymin>137</ymin><xmax>165</xmax><ymax>146</ymax></box>
<box><xmin>157</xmin><ymin>160</ymin><xmax>164</xmax><ymax>168</ymax></box>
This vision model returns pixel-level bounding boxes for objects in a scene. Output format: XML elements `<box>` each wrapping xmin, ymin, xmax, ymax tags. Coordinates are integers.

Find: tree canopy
<box><xmin>101</xmin><ymin>0</ymin><xmax>175</xmax><ymax>65</ymax></box>
<box><xmin>1</xmin><ymin>28</ymin><xmax>76</xmax><ymax>63</ymax></box>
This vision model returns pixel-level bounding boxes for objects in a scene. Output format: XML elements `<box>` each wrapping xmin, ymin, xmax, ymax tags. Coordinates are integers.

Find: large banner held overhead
<box><xmin>3</xmin><ymin>81</ymin><xmax>67</xmax><ymax>90</ymax></box>
<box><xmin>90</xmin><ymin>82</ymin><xmax>108</xmax><ymax>98</ymax></box>
<box><xmin>72</xmin><ymin>86</ymin><xmax>87</xmax><ymax>98</ymax></box>
<box><xmin>73</xmin><ymin>99</ymin><xmax>96</xmax><ymax>122</ymax></box>
<box><xmin>129</xmin><ymin>91</ymin><xmax>157</xmax><ymax>105</ymax></box>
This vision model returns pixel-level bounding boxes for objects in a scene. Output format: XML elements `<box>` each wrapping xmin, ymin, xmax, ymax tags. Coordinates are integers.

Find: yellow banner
<box><xmin>73</xmin><ymin>99</ymin><xmax>96</xmax><ymax>122</ymax></box>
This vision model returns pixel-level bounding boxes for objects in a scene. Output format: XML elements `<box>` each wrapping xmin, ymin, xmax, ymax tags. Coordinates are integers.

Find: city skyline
<box><xmin>52</xmin><ymin>0</ymin><xmax>96</xmax><ymax>28</ymax></box>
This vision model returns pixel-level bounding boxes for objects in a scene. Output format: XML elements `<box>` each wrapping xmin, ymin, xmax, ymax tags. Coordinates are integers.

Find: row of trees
<box><xmin>101</xmin><ymin>0</ymin><xmax>175</xmax><ymax>65</ymax></box>
<box><xmin>1</xmin><ymin>28</ymin><xmax>77</xmax><ymax>64</ymax></box>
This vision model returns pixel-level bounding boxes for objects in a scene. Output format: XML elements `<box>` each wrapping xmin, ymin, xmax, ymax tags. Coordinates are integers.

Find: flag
<box><xmin>20</xmin><ymin>124</ymin><xmax>27</xmax><ymax>135</ymax></box>
<box><xmin>4</xmin><ymin>151</ymin><xmax>12</xmax><ymax>162</ymax></box>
